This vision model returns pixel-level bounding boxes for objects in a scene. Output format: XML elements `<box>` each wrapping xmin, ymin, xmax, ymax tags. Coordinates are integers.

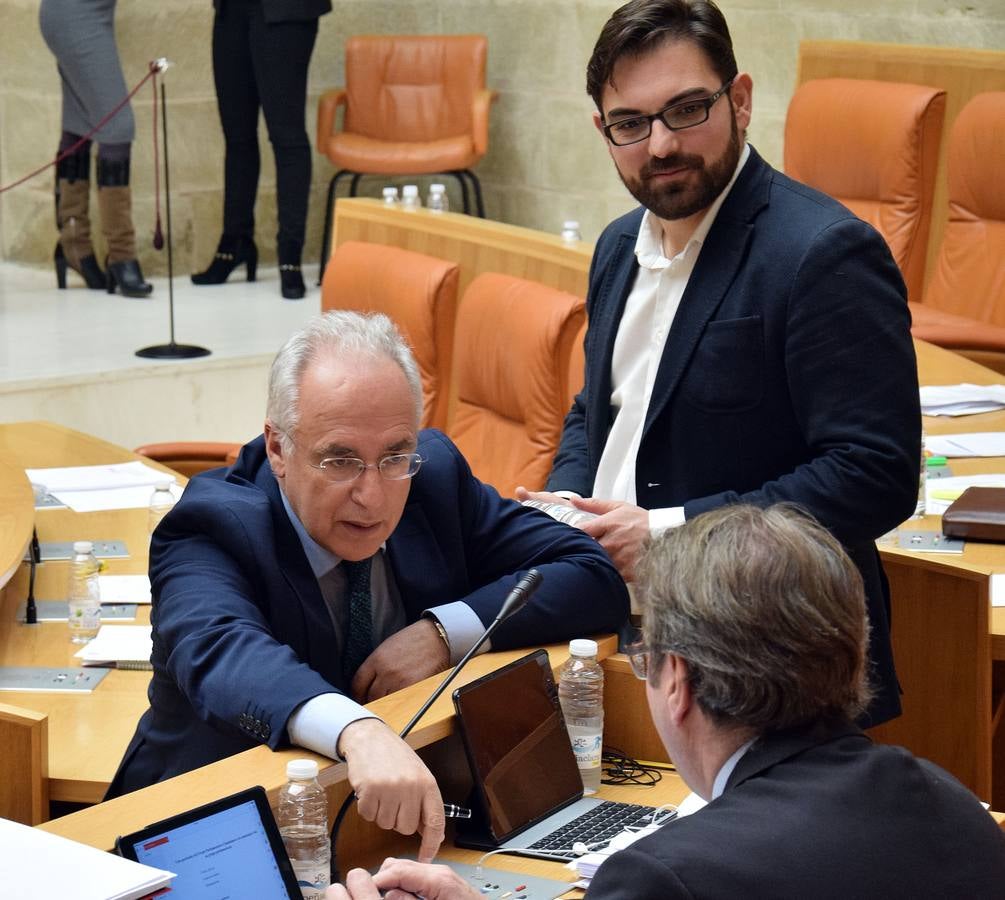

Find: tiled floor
<box><xmin>0</xmin><ymin>261</ymin><xmax>322</xmax><ymax>386</ymax></box>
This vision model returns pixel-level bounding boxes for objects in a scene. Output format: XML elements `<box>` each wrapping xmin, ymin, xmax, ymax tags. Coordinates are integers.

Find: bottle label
<box><xmin>291</xmin><ymin>861</ymin><xmax>329</xmax><ymax>900</ymax></box>
<box><xmin>567</xmin><ymin>723</ymin><xmax>603</xmax><ymax>770</ymax></box>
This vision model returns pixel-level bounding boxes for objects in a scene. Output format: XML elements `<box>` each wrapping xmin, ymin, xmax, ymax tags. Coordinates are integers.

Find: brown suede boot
<box><xmin>97</xmin><ymin>157</ymin><xmax>152</xmax><ymax>298</ymax></box>
<box><xmin>54</xmin><ymin>147</ymin><xmax>104</xmax><ymax>289</ymax></box>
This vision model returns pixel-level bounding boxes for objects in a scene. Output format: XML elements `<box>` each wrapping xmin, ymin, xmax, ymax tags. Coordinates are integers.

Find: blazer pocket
<box><xmin>680</xmin><ymin>316</ymin><xmax>764</xmax><ymax>412</ymax></box>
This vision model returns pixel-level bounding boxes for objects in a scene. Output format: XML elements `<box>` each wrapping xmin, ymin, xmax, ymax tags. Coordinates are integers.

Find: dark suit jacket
<box><xmin>586</xmin><ymin>718</ymin><xmax>1005</xmax><ymax>899</ymax></box>
<box><xmin>107</xmin><ymin>430</ymin><xmax>628</xmax><ymax>796</ymax></box>
<box><xmin>548</xmin><ymin>148</ymin><xmax>920</xmax><ymax>726</ymax></box>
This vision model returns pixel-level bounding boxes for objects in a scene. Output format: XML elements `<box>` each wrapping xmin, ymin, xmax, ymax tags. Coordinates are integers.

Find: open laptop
<box><xmin>452</xmin><ymin>649</ymin><xmax>658</xmax><ymax>860</ymax></box>
<box><xmin>115</xmin><ymin>785</ymin><xmax>303</xmax><ymax>899</ymax></box>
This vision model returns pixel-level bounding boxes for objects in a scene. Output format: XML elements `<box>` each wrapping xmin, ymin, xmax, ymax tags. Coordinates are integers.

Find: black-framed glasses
<box><xmin>603</xmin><ymin>76</ymin><xmax>736</xmax><ymax>147</ymax></box>
<box><xmin>310</xmin><ymin>452</ymin><xmax>423</xmax><ymax>483</ymax></box>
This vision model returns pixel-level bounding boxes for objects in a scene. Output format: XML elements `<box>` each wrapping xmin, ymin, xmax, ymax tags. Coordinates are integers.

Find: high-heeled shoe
<box><xmin>54</xmin><ymin>243</ymin><xmax>105</xmax><ymax>290</ymax></box>
<box><xmin>279</xmin><ymin>241</ymin><xmax>306</xmax><ymax>300</ymax></box>
<box><xmin>106</xmin><ymin>257</ymin><xmax>153</xmax><ymax>298</ymax></box>
<box><xmin>191</xmin><ymin>235</ymin><xmax>257</xmax><ymax>285</ymax></box>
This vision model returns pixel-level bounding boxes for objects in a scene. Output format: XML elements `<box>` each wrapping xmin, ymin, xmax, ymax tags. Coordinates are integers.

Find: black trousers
<box><xmin>212</xmin><ymin>0</ymin><xmax>318</xmax><ymax>248</ymax></box>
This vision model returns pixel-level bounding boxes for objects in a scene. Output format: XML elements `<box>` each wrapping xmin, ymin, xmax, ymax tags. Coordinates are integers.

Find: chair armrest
<box><xmin>471</xmin><ymin>89</ymin><xmax>498</xmax><ymax>158</ymax></box>
<box><xmin>316</xmin><ymin>88</ymin><xmax>347</xmax><ymax>154</ymax></box>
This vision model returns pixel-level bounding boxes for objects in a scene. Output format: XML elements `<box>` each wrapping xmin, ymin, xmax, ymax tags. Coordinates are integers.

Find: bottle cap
<box><xmin>155</xmin><ymin>479</ymin><xmax>174</xmax><ymax>489</ymax></box>
<box><xmin>73</xmin><ymin>540</ymin><xmax>93</xmax><ymax>554</ymax></box>
<box><xmin>382</xmin><ymin>186</ymin><xmax>398</xmax><ymax>197</ymax></box>
<box><xmin>430</xmin><ymin>183</ymin><xmax>445</xmax><ymax>193</ymax></box>
<box><xmin>286</xmin><ymin>758</ymin><xmax>319</xmax><ymax>780</ymax></box>
<box><xmin>569</xmin><ymin>638</ymin><xmax>598</xmax><ymax>658</ymax></box>
<box><xmin>562</xmin><ymin>220</ymin><xmax>580</xmax><ymax>230</ymax></box>
<box><xmin>402</xmin><ymin>184</ymin><xmax>419</xmax><ymax>197</ymax></box>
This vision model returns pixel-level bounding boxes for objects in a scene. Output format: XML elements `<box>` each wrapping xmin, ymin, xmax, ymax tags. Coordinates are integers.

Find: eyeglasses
<box><xmin>602</xmin><ymin>77</ymin><xmax>736</xmax><ymax>147</ymax></box>
<box><xmin>625</xmin><ymin>640</ymin><xmax>655</xmax><ymax>681</ymax></box>
<box><xmin>310</xmin><ymin>452</ymin><xmax>423</xmax><ymax>483</ymax></box>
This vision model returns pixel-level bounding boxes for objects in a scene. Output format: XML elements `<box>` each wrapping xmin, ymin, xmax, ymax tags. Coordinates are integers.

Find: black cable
<box><xmin>601</xmin><ymin>745</ymin><xmax>673</xmax><ymax>786</ymax></box>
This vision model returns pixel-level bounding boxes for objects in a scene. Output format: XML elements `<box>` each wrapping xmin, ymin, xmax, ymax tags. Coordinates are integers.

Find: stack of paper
<box><xmin>925</xmin><ymin>433</ymin><xmax>1005</xmax><ymax>458</ymax></box>
<box><xmin>924</xmin><ymin>474</ymin><xmax>1005</xmax><ymax>515</ymax></box>
<box><xmin>73</xmin><ymin>625</ymin><xmax>153</xmax><ymax>670</ymax></box>
<box><xmin>25</xmin><ymin>461</ymin><xmax>182</xmax><ymax>513</ymax></box>
<box><xmin>0</xmin><ymin>817</ymin><xmax>173</xmax><ymax>899</ymax></box>
<box><xmin>98</xmin><ymin>575</ymin><xmax>152</xmax><ymax>605</ymax></box>
<box><xmin>920</xmin><ymin>384</ymin><xmax>1005</xmax><ymax>417</ymax></box>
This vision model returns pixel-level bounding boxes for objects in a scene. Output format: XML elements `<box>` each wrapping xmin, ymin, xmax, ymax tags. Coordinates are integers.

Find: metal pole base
<box><xmin>135</xmin><ymin>342</ymin><xmax>211</xmax><ymax>359</ymax></box>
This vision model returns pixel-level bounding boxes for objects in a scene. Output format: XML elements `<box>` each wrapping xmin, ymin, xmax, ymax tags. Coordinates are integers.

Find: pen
<box><xmin>443</xmin><ymin>803</ymin><xmax>472</xmax><ymax>819</ymax></box>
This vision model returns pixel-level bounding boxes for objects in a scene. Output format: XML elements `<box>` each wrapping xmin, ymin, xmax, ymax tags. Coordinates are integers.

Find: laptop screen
<box><xmin>453</xmin><ymin>649</ymin><xmax>584</xmax><ymax>842</ymax></box>
<box><xmin>116</xmin><ymin>786</ymin><xmax>301</xmax><ymax>899</ymax></box>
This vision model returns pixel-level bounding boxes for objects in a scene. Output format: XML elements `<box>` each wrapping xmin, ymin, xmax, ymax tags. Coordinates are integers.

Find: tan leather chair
<box><xmin>447</xmin><ymin>273</ymin><xmax>585</xmax><ymax>497</ymax></box>
<box><xmin>784</xmin><ymin>78</ymin><xmax>946</xmax><ymax>304</ymax></box>
<box><xmin>134</xmin><ymin>442</ymin><xmax>241</xmax><ymax>478</ymax></box>
<box><xmin>909</xmin><ymin>93</ymin><xmax>1005</xmax><ymax>373</ymax></box>
<box><xmin>317</xmin><ymin>35</ymin><xmax>497</xmax><ymax>278</ymax></box>
<box><xmin>0</xmin><ymin>703</ymin><xmax>48</xmax><ymax>825</ymax></box>
<box><xmin>321</xmin><ymin>241</ymin><xmax>460</xmax><ymax>430</ymax></box>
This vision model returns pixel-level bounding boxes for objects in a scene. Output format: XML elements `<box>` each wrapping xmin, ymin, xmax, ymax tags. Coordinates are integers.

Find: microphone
<box><xmin>25</xmin><ymin>528</ymin><xmax>40</xmax><ymax>625</ymax></box>
<box><xmin>329</xmin><ymin>568</ymin><xmax>543</xmax><ymax>880</ymax></box>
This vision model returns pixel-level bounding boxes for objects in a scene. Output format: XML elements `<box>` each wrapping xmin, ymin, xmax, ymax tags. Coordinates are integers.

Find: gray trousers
<box><xmin>39</xmin><ymin>0</ymin><xmax>135</xmax><ymax>144</ymax></box>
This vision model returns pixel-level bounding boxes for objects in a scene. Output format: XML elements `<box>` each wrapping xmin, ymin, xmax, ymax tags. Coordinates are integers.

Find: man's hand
<box><xmin>351</xmin><ymin>618</ymin><xmax>450</xmax><ymax>702</ymax></box>
<box><xmin>336</xmin><ymin>720</ymin><xmax>445</xmax><ymax>863</ymax></box>
<box><xmin>514</xmin><ymin>486</ymin><xmax>577</xmax><ymax>507</ymax></box>
<box><xmin>574</xmin><ymin>497</ymin><xmax>650</xmax><ymax>581</ymax></box>
<box><xmin>326</xmin><ymin>859</ymin><xmax>481</xmax><ymax>900</ymax></box>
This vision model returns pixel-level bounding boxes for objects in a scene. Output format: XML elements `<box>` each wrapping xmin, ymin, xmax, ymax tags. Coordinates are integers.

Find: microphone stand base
<box><xmin>135</xmin><ymin>342</ymin><xmax>211</xmax><ymax>359</ymax></box>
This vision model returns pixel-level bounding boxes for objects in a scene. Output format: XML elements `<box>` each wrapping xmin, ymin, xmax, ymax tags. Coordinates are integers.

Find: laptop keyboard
<box><xmin>527</xmin><ymin>800</ymin><xmax>657</xmax><ymax>856</ymax></box>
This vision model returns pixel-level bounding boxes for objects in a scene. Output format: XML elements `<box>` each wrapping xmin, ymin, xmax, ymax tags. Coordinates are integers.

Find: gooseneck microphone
<box><xmin>329</xmin><ymin>568</ymin><xmax>544</xmax><ymax>881</ymax></box>
<box><xmin>25</xmin><ymin>528</ymin><xmax>40</xmax><ymax>625</ymax></box>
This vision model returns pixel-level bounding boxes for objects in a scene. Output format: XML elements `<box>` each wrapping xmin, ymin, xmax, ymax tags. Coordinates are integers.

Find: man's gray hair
<box><xmin>636</xmin><ymin>503</ymin><xmax>872</xmax><ymax>730</ymax></box>
<box><xmin>267</xmin><ymin>311</ymin><xmax>423</xmax><ymax>451</ymax></box>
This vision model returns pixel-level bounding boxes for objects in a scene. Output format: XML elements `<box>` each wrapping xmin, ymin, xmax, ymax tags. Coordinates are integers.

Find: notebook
<box><xmin>452</xmin><ymin>649</ymin><xmax>656</xmax><ymax>860</ymax></box>
<box><xmin>115</xmin><ymin>786</ymin><xmax>302</xmax><ymax>899</ymax></box>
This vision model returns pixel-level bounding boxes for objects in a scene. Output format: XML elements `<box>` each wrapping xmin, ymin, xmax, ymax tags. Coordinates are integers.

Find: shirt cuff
<box><xmin>426</xmin><ymin>601</ymin><xmax>490</xmax><ymax>665</ymax></box>
<box><xmin>649</xmin><ymin>506</ymin><xmax>686</xmax><ymax>534</ymax></box>
<box><xmin>287</xmin><ymin>693</ymin><xmax>381</xmax><ymax>762</ymax></box>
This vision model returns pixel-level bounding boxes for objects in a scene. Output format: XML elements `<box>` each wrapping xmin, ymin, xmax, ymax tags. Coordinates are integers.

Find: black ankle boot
<box><xmin>191</xmin><ymin>235</ymin><xmax>258</xmax><ymax>285</ymax></box>
<box><xmin>107</xmin><ymin>258</ymin><xmax>153</xmax><ymax>298</ymax></box>
<box><xmin>278</xmin><ymin>242</ymin><xmax>306</xmax><ymax>300</ymax></box>
<box><xmin>54</xmin><ymin>243</ymin><xmax>105</xmax><ymax>290</ymax></box>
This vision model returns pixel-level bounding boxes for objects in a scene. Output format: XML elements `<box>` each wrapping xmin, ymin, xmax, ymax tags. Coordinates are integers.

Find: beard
<box><xmin>616</xmin><ymin>113</ymin><xmax>742</xmax><ymax>221</ymax></box>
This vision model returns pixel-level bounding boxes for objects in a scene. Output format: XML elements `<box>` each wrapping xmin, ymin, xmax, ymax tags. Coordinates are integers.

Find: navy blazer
<box><xmin>586</xmin><ymin>718</ymin><xmax>1005</xmax><ymax>899</ymax></box>
<box><xmin>107</xmin><ymin>430</ymin><xmax>628</xmax><ymax>796</ymax></box>
<box><xmin>548</xmin><ymin>148</ymin><xmax>921</xmax><ymax>726</ymax></box>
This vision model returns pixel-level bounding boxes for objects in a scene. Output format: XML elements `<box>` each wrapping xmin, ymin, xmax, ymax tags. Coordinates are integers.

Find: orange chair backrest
<box><xmin>321</xmin><ymin>241</ymin><xmax>460</xmax><ymax>430</ymax></box>
<box><xmin>344</xmin><ymin>35</ymin><xmax>487</xmax><ymax>142</ymax></box>
<box><xmin>566</xmin><ymin>318</ymin><xmax>587</xmax><ymax>411</ymax></box>
<box><xmin>924</xmin><ymin>92</ymin><xmax>1005</xmax><ymax>325</ymax></box>
<box><xmin>448</xmin><ymin>273</ymin><xmax>585</xmax><ymax>497</ymax></box>
<box><xmin>133</xmin><ymin>442</ymin><xmax>242</xmax><ymax>478</ymax></box>
<box><xmin>784</xmin><ymin>78</ymin><xmax>946</xmax><ymax>303</ymax></box>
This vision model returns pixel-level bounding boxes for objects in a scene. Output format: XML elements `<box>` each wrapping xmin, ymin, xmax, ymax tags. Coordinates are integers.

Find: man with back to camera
<box><xmin>329</xmin><ymin>504</ymin><xmax>1005</xmax><ymax>899</ymax></box>
<box><xmin>105</xmin><ymin>310</ymin><xmax>629</xmax><ymax>862</ymax></box>
<box><xmin>517</xmin><ymin>0</ymin><xmax>921</xmax><ymax>728</ymax></box>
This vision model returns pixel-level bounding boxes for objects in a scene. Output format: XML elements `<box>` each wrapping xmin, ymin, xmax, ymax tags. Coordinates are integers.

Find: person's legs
<box><xmin>97</xmin><ymin>145</ymin><xmax>152</xmax><ymax>297</ymax></box>
<box><xmin>53</xmin><ymin>132</ymin><xmax>105</xmax><ymax>288</ymax></box>
<box><xmin>249</xmin><ymin>6</ymin><xmax>318</xmax><ymax>298</ymax></box>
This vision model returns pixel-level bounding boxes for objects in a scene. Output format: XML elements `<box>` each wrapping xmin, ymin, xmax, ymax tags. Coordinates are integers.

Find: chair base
<box><xmin>318</xmin><ymin>169</ymin><xmax>486</xmax><ymax>283</ymax></box>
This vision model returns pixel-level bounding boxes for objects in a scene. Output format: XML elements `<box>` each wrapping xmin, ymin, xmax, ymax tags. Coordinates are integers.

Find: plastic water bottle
<box><xmin>277</xmin><ymin>759</ymin><xmax>330</xmax><ymax>900</ymax></box>
<box><xmin>67</xmin><ymin>540</ymin><xmax>101</xmax><ymax>643</ymax></box>
<box><xmin>148</xmin><ymin>480</ymin><xmax>176</xmax><ymax>539</ymax></box>
<box><xmin>914</xmin><ymin>430</ymin><xmax>927</xmax><ymax>517</ymax></box>
<box><xmin>382</xmin><ymin>186</ymin><xmax>399</xmax><ymax>207</ymax></box>
<box><xmin>561</xmin><ymin>220</ymin><xmax>582</xmax><ymax>243</ymax></box>
<box><xmin>559</xmin><ymin>639</ymin><xmax>604</xmax><ymax>793</ymax></box>
<box><xmin>521</xmin><ymin>498</ymin><xmax>598</xmax><ymax>528</ymax></box>
<box><xmin>427</xmin><ymin>183</ymin><xmax>449</xmax><ymax>213</ymax></box>
<box><xmin>401</xmin><ymin>184</ymin><xmax>421</xmax><ymax>211</ymax></box>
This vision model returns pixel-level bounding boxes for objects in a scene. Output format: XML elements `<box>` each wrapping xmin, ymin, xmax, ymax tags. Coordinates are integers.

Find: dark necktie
<box><xmin>341</xmin><ymin>557</ymin><xmax>374</xmax><ymax>682</ymax></box>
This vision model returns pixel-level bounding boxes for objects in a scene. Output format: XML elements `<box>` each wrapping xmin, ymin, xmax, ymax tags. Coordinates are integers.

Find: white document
<box><xmin>920</xmin><ymin>383</ymin><xmax>1005</xmax><ymax>417</ymax></box>
<box><xmin>0</xmin><ymin>817</ymin><xmax>173</xmax><ymax>900</ymax></box>
<box><xmin>925</xmin><ymin>433</ymin><xmax>1005</xmax><ymax>458</ymax></box>
<box><xmin>99</xmin><ymin>575</ymin><xmax>152</xmax><ymax>605</ymax></box>
<box><xmin>990</xmin><ymin>574</ymin><xmax>1005</xmax><ymax>608</ymax></box>
<box><xmin>74</xmin><ymin>625</ymin><xmax>153</xmax><ymax>668</ymax></box>
<box><xmin>25</xmin><ymin>461</ymin><xmax>182</xmax><ymax>513</ymax></box>
<box><xmin>924</xmin><ymin>473</ymin><xmax>1005</xmax><ymax>515</ymax></box>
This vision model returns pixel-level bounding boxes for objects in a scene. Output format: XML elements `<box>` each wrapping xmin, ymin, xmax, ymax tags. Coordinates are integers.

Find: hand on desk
<box><xmin>337</xmin><ymin>721</ymin><xmax>445</xmax><ymax>863</ymax></box>
<box><xmin>327</xmin><ymin>858</ymin><xmax>480</xmax><ymax>900</ymax></box>
<box><xmin>351</xmin><ymin>618</ymin><xmax>450</xmax><ymax>702</ymax></box>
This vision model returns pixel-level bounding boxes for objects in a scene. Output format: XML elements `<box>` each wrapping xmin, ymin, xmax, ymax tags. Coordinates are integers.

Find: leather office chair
<box><xmin>0</xmin><ymin>703</ymin><xmax>48</xmax><ymax>825</ymax></box>
<box><xmin>133</xmin><ymin>442</ymin><xmax>241</xmax><ymax>478</ymax></box>
<box><xmin>784</xmin><ymin>78</ymin><xmax>946</xmax><ymax>304</ymax></box>
<box><xmin>321</xmin><ymin>241</ymin><xmax>460</xmax><ymax>430</ymax></box>
<box><xmin>908</xmin><ymin>92</ymin><xmax>1005</xmax><ymax>374</ymax></box>
<box><xmin>316</xmin><ymin>35</ymin><xmax>497</xmax><ymax>280</ymax></box>
<box><xmin>447</xmin><ymin>273</ymin><xmax>585</xmax><ymax>497</ymax></box>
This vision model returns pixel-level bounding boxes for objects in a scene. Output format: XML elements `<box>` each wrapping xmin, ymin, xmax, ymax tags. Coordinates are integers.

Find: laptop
<box><xmin>115</xmin><ymin>785</ymin><xmax>302</xmax><ymax>899</ymax></box>
<box><xmin>452</xmin><ymin>648</ymin><xmax>657</xmax><ymax>861</ymax></box>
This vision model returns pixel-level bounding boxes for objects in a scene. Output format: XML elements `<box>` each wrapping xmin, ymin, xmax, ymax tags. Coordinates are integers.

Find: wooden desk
<box><xmin>0</xmin><ymin>422</ymin><xmax>173</xmax><ymax>804</ymax></box>
<box><xmin>0</xmin><ymin>455</ymin><xmax>34</xmax><ymax>590</ymax></box>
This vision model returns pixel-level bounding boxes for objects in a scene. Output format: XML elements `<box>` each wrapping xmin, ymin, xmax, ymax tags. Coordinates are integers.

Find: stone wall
<box><xmin>1</xmin><ymin>0</ymin><xmax>1001</xmax><ymax>273</ymax></box>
